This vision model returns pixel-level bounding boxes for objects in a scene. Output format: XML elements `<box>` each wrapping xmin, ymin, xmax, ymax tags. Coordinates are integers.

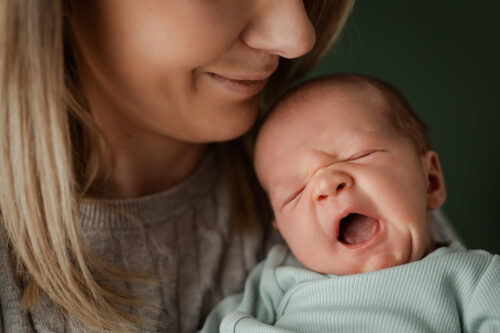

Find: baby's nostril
<box><xmin>337</xmin><ymin>183</ymin><xmax>345</xmax><ymax>191</ymax></box>
<box><xmin>317</xmin><ymin>194</ymin><xmax>328</xmax><ymax>201</ymax></box>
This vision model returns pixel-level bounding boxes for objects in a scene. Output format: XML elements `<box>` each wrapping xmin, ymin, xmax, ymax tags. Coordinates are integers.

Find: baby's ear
<box><xmin>422</xmin><ymin>151</ymin><xmax>446</xmax><ymax>211</ymax></box>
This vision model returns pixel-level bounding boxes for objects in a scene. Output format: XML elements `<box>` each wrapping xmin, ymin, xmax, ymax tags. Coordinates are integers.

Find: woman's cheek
<box><xmin>151</xmin><ymin>3</ymin><xmax>242</xmax><ymax>66</ymax></box>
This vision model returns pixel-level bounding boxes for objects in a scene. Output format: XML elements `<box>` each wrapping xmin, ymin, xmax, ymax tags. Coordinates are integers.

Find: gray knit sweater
<box><xmin>0</xmin><ymin>153</ymin><xmax>457</xmax><ymax>333</ymax></box>
<box><xmin>0</xmin><ymin>153</ymin><xmax>277</xmax><ymax>332</ymax></box>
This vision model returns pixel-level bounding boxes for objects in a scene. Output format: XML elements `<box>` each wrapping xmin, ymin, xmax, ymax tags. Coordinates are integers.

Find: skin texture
<box><xmin>255</xmin><ymin>82</ymin><xmax>446</xmax><ymax>275</ymax></box>
<box><xmin>67</xmin><ymin>0</ymin><xmax>316</xmax><ymax>198</ymax></box>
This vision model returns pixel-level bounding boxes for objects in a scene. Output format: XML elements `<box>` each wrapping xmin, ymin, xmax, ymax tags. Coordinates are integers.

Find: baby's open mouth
<box><xmin>338</xmin><ymin>213</ymin><xmax>379</xmax><ymax>245</ymax></box>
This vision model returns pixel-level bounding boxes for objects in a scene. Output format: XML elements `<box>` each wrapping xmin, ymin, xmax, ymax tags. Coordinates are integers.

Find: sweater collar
<box><xmin>79</xmin><ymin>151</ymin><xmax>218</xmax><ymax>228</ymax></box>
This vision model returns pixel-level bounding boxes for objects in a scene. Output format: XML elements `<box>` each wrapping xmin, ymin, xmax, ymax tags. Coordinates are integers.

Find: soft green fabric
<box><xmin>202</xmin><ymin>242</ymin><xmax>500</xmax><ymax>332</ymax></box>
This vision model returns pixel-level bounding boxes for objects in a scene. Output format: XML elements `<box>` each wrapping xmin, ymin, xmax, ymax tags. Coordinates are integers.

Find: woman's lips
<box><xmin>206</xmin><ymin>72</ymin><xmax>270</xmax><ymax>96</ymax></box>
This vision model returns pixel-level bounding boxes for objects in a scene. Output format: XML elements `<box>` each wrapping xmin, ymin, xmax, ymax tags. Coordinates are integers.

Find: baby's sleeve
<box><xmin>200</xmin><ymin>293</ymin><xmax>245</xmax><ymax>333</ymax></box>
<box><xmin>463</xmin><ymin>255</ymin><xmax>500</xmax><ymax>332</ymax></box>
<box><xmin>220</xmin><ymin>311</ymin><xmax>295</xmax><ymax>333</ymax></box>
<box><xmin>200</xmin><ymin>245</ymin><xmax>291</xmax><ymax>332</ymax></box>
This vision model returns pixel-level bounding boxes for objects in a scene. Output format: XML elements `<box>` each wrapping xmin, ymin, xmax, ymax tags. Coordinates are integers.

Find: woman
<box><xmin>0</xmin><ymin>1</ymin><xmax>354</xmax><ymax>332</ymax></box>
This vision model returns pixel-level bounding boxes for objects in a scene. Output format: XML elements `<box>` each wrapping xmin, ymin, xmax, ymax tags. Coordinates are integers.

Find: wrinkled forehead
<box><xmin>258</xmin><ymin>81</ymin><xmax>393</xmax><ymax>148</ymax></box>
<box><xmin>254</xmin><ymin>82</ymin><xmax>393</xmax><ymax>189</ymax></box>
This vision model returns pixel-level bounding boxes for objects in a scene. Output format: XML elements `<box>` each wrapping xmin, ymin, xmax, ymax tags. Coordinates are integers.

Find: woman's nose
<box><xmin>312</xmin><ymin>169</ymin><xmax>354</xmax><ymax>202</ymax></box>
<box><xmin>242</xmin><ymin>0</ymin><xmax>316</xmax><ymax>59</ymax></box>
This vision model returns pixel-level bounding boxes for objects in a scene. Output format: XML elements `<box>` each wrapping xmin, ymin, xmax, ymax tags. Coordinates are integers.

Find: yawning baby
<box><xmin>200</xmin><ymin>74</ymin><xmax>500</xmax><ymax>332</ymax></box>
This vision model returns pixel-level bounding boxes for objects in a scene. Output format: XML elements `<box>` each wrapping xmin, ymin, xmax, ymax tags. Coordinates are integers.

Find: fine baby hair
<box><xmin>263</xmin><ymin>73</ymin><xmax>431</xmax><ymax>155</ymax></box>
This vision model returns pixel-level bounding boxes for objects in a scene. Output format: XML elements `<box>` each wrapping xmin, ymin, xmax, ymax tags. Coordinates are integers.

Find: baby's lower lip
<box><xmin>206</xmin><ymin>72</ymin><xmax>269</xmax><ymax>96</ymax></box>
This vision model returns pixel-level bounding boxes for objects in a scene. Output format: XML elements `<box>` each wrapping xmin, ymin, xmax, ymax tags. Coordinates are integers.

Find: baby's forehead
<box><xmin>267</xmin><ymin>78</ymin><xmax>390</xmax><ymax>132</ymax></box>
<box><xmin>255</xmin><ymin>79</ymin><xmax>392</xmax><ymax>180</ymax></box>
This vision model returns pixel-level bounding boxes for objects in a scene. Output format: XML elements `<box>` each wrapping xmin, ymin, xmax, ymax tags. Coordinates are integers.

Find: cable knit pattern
<box><xmin>0</xmin><ymin>152</ymin><xmax>271</xmax><ymax>332</ymax></box>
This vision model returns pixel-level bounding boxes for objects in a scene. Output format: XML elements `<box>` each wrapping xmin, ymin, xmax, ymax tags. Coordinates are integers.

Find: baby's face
<box><xmin>255</xmin><ymin>85</ymin><xmax>442</xmax><ymax>275</ymax></box>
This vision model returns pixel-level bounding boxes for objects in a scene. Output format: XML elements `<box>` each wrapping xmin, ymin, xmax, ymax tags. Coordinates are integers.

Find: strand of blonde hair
<box><xmin>0</xmin><ymin>2</ymin><xmax>147</xmax><ymax>331</ymax></box>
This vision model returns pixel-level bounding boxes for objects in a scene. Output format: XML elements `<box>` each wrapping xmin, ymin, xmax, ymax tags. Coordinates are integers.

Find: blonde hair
<box><xmin>0</xmin><ymin>0</ymin><xmax>354</xmax><ymax>332</ymax></box>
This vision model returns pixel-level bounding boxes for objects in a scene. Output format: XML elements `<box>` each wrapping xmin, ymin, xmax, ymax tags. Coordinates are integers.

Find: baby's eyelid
<box><xmin>283</xmin><ymin>187</ymin><xmax>305</xmax><ymax>207</ymax></box>
<box><xmin>348</xmin><ymin>149</ymin><xmax>383</xmax><ymax>161</ymax></box>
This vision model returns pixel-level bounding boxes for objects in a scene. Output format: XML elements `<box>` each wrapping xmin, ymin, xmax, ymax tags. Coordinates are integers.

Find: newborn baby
<box><xmin>255</xmin><ymin>73</ymin><xmax>443</xmax><ymax>275</ymax></box>
<box><xmin>201</xmin><ymin>74</ymin><xmax>500</xmax><ymax>332</ymax></box>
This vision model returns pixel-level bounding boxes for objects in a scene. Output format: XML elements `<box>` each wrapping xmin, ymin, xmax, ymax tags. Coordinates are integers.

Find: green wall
<box><xmin>311</xmin><ymin>1</ymin><xmax>500</xmax><ymax>253</ymax></box>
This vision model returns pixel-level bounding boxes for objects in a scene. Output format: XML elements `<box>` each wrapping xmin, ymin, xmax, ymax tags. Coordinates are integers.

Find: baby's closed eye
<box><xmin>346</xmin><ymin>149</ymin><xmax>386</xmax><ymax>162</ymax></box>
<box><xmin>283</xmin><ymin>187</ymin><xmax>305</xmax><ymax>207</ymax></box>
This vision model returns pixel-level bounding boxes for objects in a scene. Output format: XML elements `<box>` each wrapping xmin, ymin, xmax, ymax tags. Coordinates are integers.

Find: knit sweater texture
<box><xmin>0</xmin><ymin>153</ymin><xmax>274</xmax><ymax>332</ymax></box>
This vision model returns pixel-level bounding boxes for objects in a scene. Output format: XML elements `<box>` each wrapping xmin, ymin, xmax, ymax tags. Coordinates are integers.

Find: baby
<box><xmin>201</xmin><ymin>74</ymin><xmax>500</xmax><ymax>332</ymax></box>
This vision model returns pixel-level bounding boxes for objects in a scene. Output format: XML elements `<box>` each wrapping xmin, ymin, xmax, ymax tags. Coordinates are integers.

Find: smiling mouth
<box><xmin>338</xmin><ymin>213</ymin><xmax>379</xmax><ymax>245</ymax></box>
<box><xmin>206</xmin><ymin>72</ymin><xmax>270</xmax><ymax>96</ymax></box>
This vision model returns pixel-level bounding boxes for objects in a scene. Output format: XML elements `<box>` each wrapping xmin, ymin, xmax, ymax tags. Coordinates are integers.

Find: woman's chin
<box><xmin>205</xmin><ymin>109</ymin><xmax>259</xmax><ymax>142</ymax></box>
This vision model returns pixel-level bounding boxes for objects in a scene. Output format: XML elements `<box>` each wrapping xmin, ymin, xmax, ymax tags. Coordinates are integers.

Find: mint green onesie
<box><xmin>201</xmin><ymin>242</ymin><xmax>500</xmax><ymax>332</ymax></box>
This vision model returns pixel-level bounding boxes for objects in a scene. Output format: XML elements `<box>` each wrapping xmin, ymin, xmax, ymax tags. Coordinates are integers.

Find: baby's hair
<box><xmin>353</xmin><ymin>74</ymin><xmax>431</xmax><ymax>153</ymax></box>
<box><xmin>265</xmin><ymin>73</ymin><xmax>431</xmax><ymax>154</ymax></box>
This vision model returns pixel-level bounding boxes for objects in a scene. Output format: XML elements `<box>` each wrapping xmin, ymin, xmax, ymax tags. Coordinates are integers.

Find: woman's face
<box><xmin>68</xmin><ymin>0</ymin><xmax>316</xmax><ymax>143</ymax></box>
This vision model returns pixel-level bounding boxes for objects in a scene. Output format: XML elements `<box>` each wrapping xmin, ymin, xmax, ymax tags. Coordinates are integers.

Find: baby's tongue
<box><xmin>339</xmin><ymin>213</ymin><xmax>378</xmax><ymax>245</ymax></box>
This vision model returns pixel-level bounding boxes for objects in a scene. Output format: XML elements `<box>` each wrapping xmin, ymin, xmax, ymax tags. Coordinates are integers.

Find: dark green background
<box><xmin>310</xmin><ymin>1</ymin><xmax>500</xmax><ymax>253</ymax></box>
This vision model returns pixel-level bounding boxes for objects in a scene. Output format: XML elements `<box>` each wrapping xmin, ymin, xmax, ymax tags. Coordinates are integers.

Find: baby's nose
<box><xmin>312</xmin><ymin>169</ymin><xmax>353</xmax><ymax>202</ymax></box>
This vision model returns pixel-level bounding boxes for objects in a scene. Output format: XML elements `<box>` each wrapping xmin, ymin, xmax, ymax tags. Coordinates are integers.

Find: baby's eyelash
<box><xmin>348</xmin><ymin>149</ymin><xmax>385</xmax><ymax>161</ymax></box>
<box><xmin>283</xmin><ymin>187</ymin><xmax>304</xmax><ymax>206</ymax></box>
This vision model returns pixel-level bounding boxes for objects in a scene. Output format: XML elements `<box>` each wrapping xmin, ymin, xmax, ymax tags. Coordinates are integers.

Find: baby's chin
<box><xmin>315</xmin><ymin>252</ymin><xmax>410</xmax><ymax>276</ymax></box>
<box><xmin>357</xmin><ymin>252</ymin><xmax>408</xmax><ymax>274</ymax></box>
<box><xmin>321</xmin><ymin>244</ymin><xmax>437</xmax><ymax>275</ymax></box>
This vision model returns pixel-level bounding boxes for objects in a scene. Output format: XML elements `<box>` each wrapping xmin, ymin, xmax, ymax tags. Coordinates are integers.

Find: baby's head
<box><xmin>254</xmin><ymin>74</ymin><xmax>446</xmax><ymax>275</ymax></box>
